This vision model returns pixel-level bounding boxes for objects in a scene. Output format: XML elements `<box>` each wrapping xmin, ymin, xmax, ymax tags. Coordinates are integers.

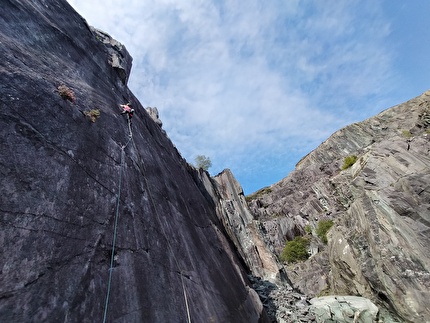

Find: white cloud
<box><xmin>67</xmin><ymin>0</ymin><xmax>403</xmax><ymax>193</ymax></box>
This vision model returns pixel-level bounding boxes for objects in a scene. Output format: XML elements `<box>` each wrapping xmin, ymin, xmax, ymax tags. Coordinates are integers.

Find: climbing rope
<box><xmin>130</xmin><ymin>125</ymin><xmax>192</xmax><ymax>323</ymax></box>
<box><xmin>182</xmin><ymin>274</ymin><xmax>192</xmax><ymax>323</ymax></box>
<box><xmin>127</xmin><ymin>114</ymin><xmax>133</xmax><ymax>138</ymax></box>
<box><xmin>102</xmin><ymin>115</ymin><xmax>191</xmax><ymax>323</ymax></box>
<box><xmin>142</xmin><ymin>169</ymin><xmax>192</xmax><ymax>323</ymax></box>
<box><xmin>102</xmin><ymin>118</ymin><xmax>132</xmax><ymax>323</ymax></box>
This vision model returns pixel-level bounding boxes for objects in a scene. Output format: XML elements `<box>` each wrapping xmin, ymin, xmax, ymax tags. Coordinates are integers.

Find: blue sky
<box><xmin>67</xmin><ymin>0</ymin><xmax>430</xmax><ymax>194</ymax></box>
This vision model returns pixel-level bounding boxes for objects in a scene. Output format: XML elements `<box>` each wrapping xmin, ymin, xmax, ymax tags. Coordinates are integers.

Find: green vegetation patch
<box><xmin>280</xmin><ymin>236</ymin><xmax>310</xmax><ymax>263</ymax></box>
<box><xmin>316</xmin><ymin>219</ymin><xmax>334</xmax><ymax>244</ymax></box>
<box><xmin>341</xmin><ymin>155</ymin><xmax>358</xmax><ymax>170</ymax></box>
<box><xmin>194</xmin><ymin>155</ymin><xmax>212</xmax><ymax>171</ymax></box>
<box><xmin>245</xmin><ymin>187</ymin><xmax>272</xmax><ymax>202</ymax></box>
<box><xmin>401</xmin><ymin>130</ymin><xmax>413</xmax><ymax>138</ymax></box>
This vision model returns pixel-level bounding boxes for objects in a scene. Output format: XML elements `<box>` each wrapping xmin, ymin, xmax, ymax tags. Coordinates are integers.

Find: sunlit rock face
<box><xmin>247</xmin><ymin>90</ymin><xmax>430</xmax><ymax>322</ymax></box>
<box><xmin>0</xmin><ymin>1</ymin><xmax>268</xmax><ymax>322</ymax></box>
<box><xmin>212</xmin><ymin>169</ymin><xmax>285</xmax><ymax>283</ymax></box>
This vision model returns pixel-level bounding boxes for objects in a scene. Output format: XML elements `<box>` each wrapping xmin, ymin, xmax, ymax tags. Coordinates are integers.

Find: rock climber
<box><xmin>120</xmin><ymin>102</ymin><xmax>134</xmax><ymax>125</ymax></box>
<box><xmin>407</xmin><ymin>138</ymin><xmax>412</xmax><ymax>151</ymax></box>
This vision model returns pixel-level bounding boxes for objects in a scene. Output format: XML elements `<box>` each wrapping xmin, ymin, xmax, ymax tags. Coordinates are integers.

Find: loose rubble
<box><xmin>249</xmin><ymin>275</ymin><xmax>316</xmax><ymax>322</ymax></box>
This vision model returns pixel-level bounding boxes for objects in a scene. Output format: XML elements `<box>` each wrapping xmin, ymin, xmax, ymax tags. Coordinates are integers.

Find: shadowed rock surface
<box><xmin>0</xmin><ymin>1</ymin><xmax>268</xmax><ymax>322</ymax></box>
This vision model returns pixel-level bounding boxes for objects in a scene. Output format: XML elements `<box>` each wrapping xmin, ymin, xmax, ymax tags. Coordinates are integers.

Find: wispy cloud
<box><xmin>67</xmin><ymin>0</ymin><xmax>411</xmax><ymax>193</ymax></box>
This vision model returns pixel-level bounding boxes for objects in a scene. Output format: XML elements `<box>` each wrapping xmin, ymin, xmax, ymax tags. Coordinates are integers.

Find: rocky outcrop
<box><xmin>0</xmin><ymin>1</ymin><xmax>267</xmax><ymax>322</ymax></box>
<box><xmin>91</xmin><ymin>27</ymin><xmax>132</xmax><ymax>85</ymax></box>
<box><xmin>246</xmin><ymin>90</ymin><xmax>430</xmax><ymax>322</ymax></box>
<box><xmin>145</xmin><ymin>107</ymin><xmax>163</xmax><ymax>127</ymax></box>
<box><xmin>211</xmin><ymin>170</ymin><xmax>285</xmax><ymax>283</ymax></box>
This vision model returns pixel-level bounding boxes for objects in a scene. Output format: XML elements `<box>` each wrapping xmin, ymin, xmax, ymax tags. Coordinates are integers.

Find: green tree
<box><xmin>280</xmin><ymin>236</ymin><xmax>310</xmax><ymax>263</ymax></box>
<box><xmin>195</xmin><ymin>155</ymin><xmax>212</xmax><ymax>171</ymax></box>
<box><xmin>316</xmin><ymin>219</ymin><xmax>334</xmax><ymax>244</ymax></box>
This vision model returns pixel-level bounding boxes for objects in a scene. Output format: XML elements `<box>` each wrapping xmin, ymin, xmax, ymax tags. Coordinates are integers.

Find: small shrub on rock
<box><xmin>194</xmin><ymin>155</ymin><xmax>212</xmax><ymax>171</ymax></box>
<box><xmin>84</xmin><ymin>109</ymin><xmax>101</xmax><ymax>122</ymax></box>
<box><xmin>316</xmin><ymin>219</ymin><xmax>334</xmax><ymax>244</ymax></box>
<box><xmin>401</xmin><ymin>130</ymin><xmax>412</xmax><ymax>138</ymax></box>
<box><xmin>57</xmin><ymin>84</ymin><xmax>76</xmax><ymax>103</ymax></box>
<box><xmin>341</xmin><ymin>155</ymin><xmax>357</xmax><ymax>170</ymax></box>
<box><xmin>280</xmin><ymin>236</ymin><xmax>310</xmax><ymax>263</ymax></box>
<box><xmin>245</xmin><ymin>187</ymin><xmax>272</xmax><ymax>202</ymax></box>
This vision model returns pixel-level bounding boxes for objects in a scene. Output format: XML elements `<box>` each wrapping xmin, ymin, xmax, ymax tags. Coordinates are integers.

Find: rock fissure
<box><xmin>3</xmin><ymin>224</ymin><xmax>94</xmax><ymax>242</ymax></box>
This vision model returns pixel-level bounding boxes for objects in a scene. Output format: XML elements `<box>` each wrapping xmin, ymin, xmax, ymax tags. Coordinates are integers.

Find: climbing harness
<box><xmin>102</xmin><ymin>116</ymin><xmax>191</xmax><ymax>323</ymax></box>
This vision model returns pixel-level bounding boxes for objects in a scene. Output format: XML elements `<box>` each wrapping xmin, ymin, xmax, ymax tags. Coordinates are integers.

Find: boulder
<box><xmin>309</xmin><ymin>296</ymin><xmax>379</xmax><ymax>323</ymax></box>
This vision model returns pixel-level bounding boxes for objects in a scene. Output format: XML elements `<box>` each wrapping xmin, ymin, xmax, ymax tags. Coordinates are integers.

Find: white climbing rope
<box><xmin>143</xmin><ymin>173</ymin><xmax>192</xmax><ymax>323</ymax></box>
<box><xmin>130</xmin><ymin>127</ymin><xmax>192</xmax><ymax>323</ymax></box>
<box><xmin>182</xmin><ymin>275</ymin><xmax>192</xmax><ymax>323</ymax></box>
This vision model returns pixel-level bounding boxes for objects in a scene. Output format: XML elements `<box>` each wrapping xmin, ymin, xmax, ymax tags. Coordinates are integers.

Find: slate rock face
<box><xmin>211</xmin><ymin>169</ymin><xmax>285</xmax><ymax>283</ymax></box>
<box><xmin>0</xmin><ymin>1</ymin><xmax>267</xmax><ymax>322</ymax></box>
<box><xmin>246</xmin><ymin>91</ymin><xmax>430</xmax><ymax>322</ymax></box>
